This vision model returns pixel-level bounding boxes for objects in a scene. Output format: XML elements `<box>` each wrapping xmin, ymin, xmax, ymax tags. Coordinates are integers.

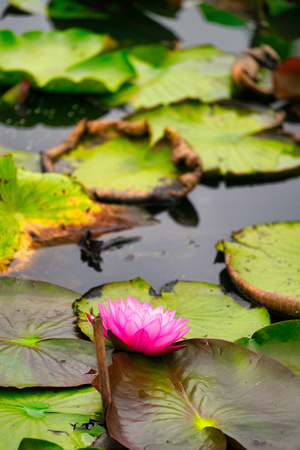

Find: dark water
<box><xmin>0</xmin><ymin>3</ymin><xmax>300</xmax><ymax>299</ymax></box>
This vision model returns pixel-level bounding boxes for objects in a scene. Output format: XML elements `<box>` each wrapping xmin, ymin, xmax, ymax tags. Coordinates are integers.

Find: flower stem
<box><xmin>93</xmin><ymin>315</ymin><xmax>111</xmax><ymax>423</ymax></box>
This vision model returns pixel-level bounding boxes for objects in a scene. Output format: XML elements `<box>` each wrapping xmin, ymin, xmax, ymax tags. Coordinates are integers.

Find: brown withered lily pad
<box><xmin>216</xmin><ymin>220</ymin><xmax>300</xmax><ymax>317</ymax></box>
<box><xmin>232</xmin><ymin>45</ymin><xmax>280</xmax><ymax>100</ymax></box>
<box><xmin>0</xmin><ymin>154</ymin><xmax>153</xmax><ymax>271</ymax></box>
<box><xmin>43</xmin><ymin>117</ymin><xmax>202</xmax><ymax>203</ymax></box>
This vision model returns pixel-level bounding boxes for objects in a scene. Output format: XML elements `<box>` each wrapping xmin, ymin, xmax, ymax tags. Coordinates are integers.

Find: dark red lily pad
<box><xmin>107</xmin><ymin>338</ymin><xmax>300</xmax><ymax>449</ymax></box>
<box><xmin>273</xmin><ymin>57</ymin><xmax>300</xmax><ymax>99</ymax></box>
<box><xmin>0</xmin><ymin>277</ymin><xmax>99</xmax><ymax>388</ymax></box>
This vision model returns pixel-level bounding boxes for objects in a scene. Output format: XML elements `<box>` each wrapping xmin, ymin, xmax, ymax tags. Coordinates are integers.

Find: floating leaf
<box><xmin>74</xmin><ymin>277</ymin><xmax>270</xmax><ymax>343</ymax></box>
<box><xmin>217</xmin><ymin>220</ymin><xmax>300</xmax><ymax>317</ymax></box>
<box><xmin>107</xmin><ymin>339</ymin><xmax>300</xmax><ymax>449</ymax></box>
<box><xmin>7</xmin><ymin>0</ymin><xmax>49</xmax><ymax>15</ymax></box>
<box><xmin>0</xmin><ymin>386</ymin><xmax>103</xmax><ymax>450</ymax></box>
<box><xmin>0</xmin><ymin>29</ymin><xmax>135</xmax><ymax>94</ymax></box>
<box><xmin>199</xmin><ymin>0</ymin><xmax>255</xmax><ymax>22</ymax></box>
<box><xmin>0</xmin><ymin>155</ymin><xmax>152</xmax><ymax>270</ymax></box>
<box><xmin>44</xmin><ymin>118</ymin><xmax>201</xmax><ymax>203</ymax></box>
<box><xmin>0</xmin><ymin>148</ymin><xmax>41</xmax><ymax>172</ymax></box>
<box><xmin>129</xmin><ymin>101</ymin><xmax>300</xmax><ymax>176</ymax></box>
<box><xmin>236</xmin><ymin>320</ymin><xmax>300</xmax><ymax>376</ymax></box>
<box><xmin>105</xmin><ymin>45</ymin><xmax>235</xmax><ymax>108</ymax></box>
<box><xmin>199</xmin><ymin>3</ymin><xmax>248</xmax><ymax>26</ymax></box>
<box><xmin>0</xmin><ymin>277</ymin><xmax>99</xmax><ymax>387</ymax></box>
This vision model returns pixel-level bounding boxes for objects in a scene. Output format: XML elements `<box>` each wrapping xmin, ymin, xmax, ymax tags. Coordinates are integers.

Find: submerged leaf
<box><xmin>107</xmin><ymin>339</ymin><xmax>300</xmax><ymax>449</ymax></box>
<box><xmin>236</xmin><ymin>320</ymin><xmax>300</xmax><ymax>376</ymax></box>
<box><xmin>0</xmin><ymin>29</ymin><xmax>134</xmax><ymax>94</ymax></box>
<box><xmin>217</xmin><ymin>220</ymin><xmax>300</xmax><ymax>317</ymax></box>
<box><xmin>0</xmin><ymin>386</ymin><xmax>103</xmax><ymax>450</ymax></box>
<box><xmin>0</xmin><ymin>155</ymin><xmax>153</xmax><ymax>270</ymax></box>
<box><xmin>129</xmin><ymin>101</ymin><xmax>299</xmax><ymax>176</ymax></box>
<box><xmin>74</xmin><ymin>277</ymin><xmax>270</xmax><ymax>343</ymax></box>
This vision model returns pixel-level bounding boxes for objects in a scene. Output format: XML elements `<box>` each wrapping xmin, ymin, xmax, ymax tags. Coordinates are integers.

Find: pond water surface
<box><xmin>0</xmin><ymin>1</ymin><xmax>299</xmax><ymax>305</ymax></box>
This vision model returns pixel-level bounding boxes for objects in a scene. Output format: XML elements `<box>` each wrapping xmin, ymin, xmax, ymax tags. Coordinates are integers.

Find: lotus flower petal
<box><xmin>132</xmin><ymin>328</ymin><xmax>150</xmax><ymax>352</ymax></box>
<box><xmin>86</xmin><ymin>296</ymin><xmax>190</xmax><ymax>355</ymax></box>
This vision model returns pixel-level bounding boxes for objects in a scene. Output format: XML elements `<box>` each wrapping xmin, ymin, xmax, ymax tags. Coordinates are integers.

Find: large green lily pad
<box><xmin>0</xmin><ymin>29</ymin><xmax>135</xmax><ymax>93</ymax></box>
<box><xmin>53</xmin><ymin>133</ymin><xmax>197</xmax><ymax>203</ymax></box>
<box><xmin>74</xmin><ymin>277</ymin><xmax>270</xmax><ymax>343</ymax></box>
<box><xmin>236</xmin><ymin>320</ymin><xmax>300</xmax><ymax>376</ymax></box>
<box><xmin>217</xmin><ymin>220</ymin><xmax>300</xmax><ymax>317</ymax></box>
<box><xmin>0</xmin><ymin>155</ymin><xmax>151</xmax><ymax>270</ymax></box>
<box><xmin>128</xmin><ymin>101</ymin><xmax>300</xmax><ymax>176</ymax></box>
<box><xmin>105</xmin><ymin>45</ymin><xmax>235</xmax><ymax>108</ymax></box>
<box><xmin>107</xmin><ymin>339</ymin><xmax>300</xmax><ymax>449</ymax></box>
<box><xmin>0</xmin><ymin>277</ymin><xmax>99</xmax><ymax>388</ymax></box>
<box><xmin>0</xmin><ymin>385</ymin><xmax>103</xmax><ymax>449</ymax></box>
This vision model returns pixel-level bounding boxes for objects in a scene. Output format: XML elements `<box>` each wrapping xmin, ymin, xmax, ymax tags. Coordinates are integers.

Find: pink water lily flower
<box><xmin>87</xmin><ymin>296</ymin><xmax>190</xmax><ymax>356</ymax></box>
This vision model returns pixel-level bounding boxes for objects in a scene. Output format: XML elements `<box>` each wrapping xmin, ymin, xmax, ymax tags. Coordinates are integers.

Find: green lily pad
<box><xmin>8</xmin><ymin>0</ymin><xmax>49</xmax><ymax>15</ymax></box>
<box><xmin>0</xmin><ymin>277</ymin><xmax>99</xmax><ymax>388</ymax></box>
<box><xmin>0</xmin><ymin>155</ymin><xmax>151</xmax><ymax>270</ymax></box>
<box><xmin>0</xmin><ymin>29</ymin><xmax>134</xmax><ymax>94</ymax></box>
<box><xmin>199</xmin><ymin>2</ymin><xmax>248</xmax><ymax>26</ymax></box>
<box><xmin>0</xmin><ymin>148</ymin><xmax>41</xmax><ymax>172</ymax></box>
<box><xmin>107</xmin><ymin>339</ymin><xmax>300</xmax><ymax>449</ymax></box>
<box><xmin>74</xmin><ymin>277</ymin><xmax>270</xmax><ymax>343</ymax></box>
<box><xmin>0</xmin><ymin>385</ymin><xmax>103</xmax><ymax>450</ymax></box>
<box><xmin>128</xmin><ymin>101</ymin><xmax>300</xmax><ymax>176</ymax></box>
<box><xmin>53</xmin><ymin>133</ymin><xmax>193</xmax><ymax>203</ymax></box>
<box><xmin>217</xmin><ymin>220</ymin><xmax>300</xmax><ymax>317</ymax></box>
<box><xmin>236</xmin><ymin>320</ymin><xmax>300</xmax><ymax>376</ymax></box>
<box><xmin>105</xmin><ymin>45</ymin><xmax>235</xmax><ymax>108</ymax></box>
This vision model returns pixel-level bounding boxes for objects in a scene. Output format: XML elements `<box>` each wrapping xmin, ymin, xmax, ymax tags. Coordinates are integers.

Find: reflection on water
<box><xmin>4</xmin><ymin>174</ymin><xmax>300</xmax><ymax>295</ymax></box>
